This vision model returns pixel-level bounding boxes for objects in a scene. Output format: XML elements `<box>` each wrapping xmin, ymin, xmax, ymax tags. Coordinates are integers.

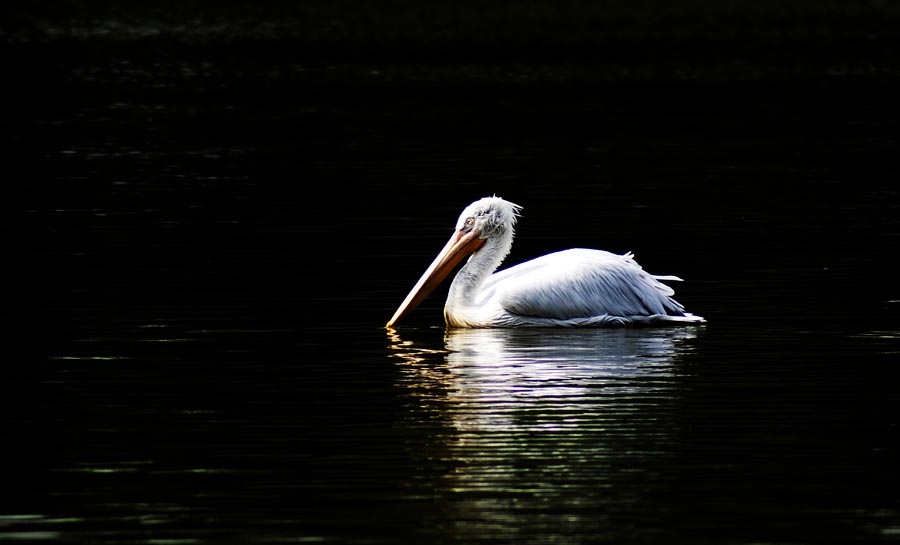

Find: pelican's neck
<box><xmin>446</xmin><ymin>229</ymin><xmax>513</xmax><ymax>308</ymax></box>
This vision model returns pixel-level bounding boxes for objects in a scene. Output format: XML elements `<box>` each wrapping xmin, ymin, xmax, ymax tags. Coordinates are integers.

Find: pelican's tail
<box><xmin>648</xmin><ymin>313</ymin><xmax>706</xmax><ymax>324</ymax></box>
<box><xmin>653</xmin><ymin>274</ymin><xmax>684</xmax><ymax>282</ymax></box>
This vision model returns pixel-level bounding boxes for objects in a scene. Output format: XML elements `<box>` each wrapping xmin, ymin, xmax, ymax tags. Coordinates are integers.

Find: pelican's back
<box><xmin>486</xmin><ymin>249</ymin><xmax>698</xmax><ymax>324</ymax></box>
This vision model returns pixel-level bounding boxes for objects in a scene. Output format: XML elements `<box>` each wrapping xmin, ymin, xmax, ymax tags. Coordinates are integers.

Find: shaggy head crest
<box><xmin>456</xmin><ymin>196</ymin><xmax>522</xmax><ymax>236</ymax></box>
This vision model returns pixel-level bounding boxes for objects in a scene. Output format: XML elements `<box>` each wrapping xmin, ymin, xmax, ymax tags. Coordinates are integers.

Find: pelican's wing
<box><xmin>484</xmin><ymin>249</ymin><xmax>686</xmax><ymax>319</ymax></box>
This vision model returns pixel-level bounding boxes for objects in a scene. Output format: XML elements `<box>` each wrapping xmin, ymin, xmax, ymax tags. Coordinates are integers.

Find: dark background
<box><xmin>5</xmin><ymin>0</ymin><xmax>899</xmax><ymax>327</ymax></box>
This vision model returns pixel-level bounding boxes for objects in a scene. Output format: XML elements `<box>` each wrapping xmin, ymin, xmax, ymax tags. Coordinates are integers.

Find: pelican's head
<box><xmin>455</xmin><ymin>196</ymin><xmax>522</xmax><ymax>240</ymax></box>
<box><xmin>386</xmin><ymin>196</ymin><xmax>521</xmax><ymax>328</ymax></box>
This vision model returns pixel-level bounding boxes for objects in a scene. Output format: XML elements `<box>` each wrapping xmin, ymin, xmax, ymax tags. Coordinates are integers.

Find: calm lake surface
<box><xmin>5</xmin><ymin>3</ymin><xmax>900</xmax><ymax>544</ymax></box>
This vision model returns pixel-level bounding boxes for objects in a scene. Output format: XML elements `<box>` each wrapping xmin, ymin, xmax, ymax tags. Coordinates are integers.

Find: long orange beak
<box><xmin>386</xmin><ymin>229</ymin><xmax>486</xmax><ymax>328</ymax></box>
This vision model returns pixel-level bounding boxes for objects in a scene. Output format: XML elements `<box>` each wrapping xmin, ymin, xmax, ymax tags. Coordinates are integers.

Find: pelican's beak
<box><xmin>386</xmin><ymin>229</ymin><xmax>486</xmax><ymax>328</ymax></box>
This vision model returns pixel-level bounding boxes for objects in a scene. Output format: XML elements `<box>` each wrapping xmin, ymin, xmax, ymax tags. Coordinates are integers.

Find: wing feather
<box><xmin>485</xmin><ymin>249</ymin><xmax>685</xmax><ymax>320</ymax></box>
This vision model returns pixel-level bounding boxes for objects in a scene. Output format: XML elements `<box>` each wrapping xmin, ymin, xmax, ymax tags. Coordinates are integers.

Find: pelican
<box><xmin>386</xmin><ymin>196</ymin><xmax>705</xmax><ymax>328</ymax></box>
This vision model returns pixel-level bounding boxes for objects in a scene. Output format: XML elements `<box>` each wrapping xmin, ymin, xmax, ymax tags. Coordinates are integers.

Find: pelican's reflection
<box><xmin>456</xmin><ymin>328</ymin><xmax>692</xmax><ymax>433</ymax></box>
<box><xmin>389</xmin><ymin>327</ymin><xmax>699</xmax><ymax>538</ymax></box>
<box><xmin>390</xmin><ymin>327</ymin><xmax>697</xmax><ymax>405</ymax></box>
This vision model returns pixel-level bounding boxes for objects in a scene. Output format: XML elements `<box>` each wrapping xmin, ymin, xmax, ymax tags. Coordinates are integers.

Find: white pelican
<box><xmin>386</xmin><ymin>196</ymin><xmax>705</xmax><ymax>328</ymax></box>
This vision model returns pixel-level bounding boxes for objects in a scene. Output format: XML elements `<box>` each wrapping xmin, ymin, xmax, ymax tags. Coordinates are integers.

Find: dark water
<box><xmin>5</xmin><ymin>2</ymin><xmax>900</xmax><ymax>544</ymax></box>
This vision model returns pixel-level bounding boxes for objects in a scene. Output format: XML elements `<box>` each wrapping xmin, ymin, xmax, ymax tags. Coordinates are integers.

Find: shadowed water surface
<box><xmin>5</xmin><ymin>3</ymin><xmax>900</xmax><ymax>544</ymax></box>
<box><xmin>9</xmin><ymin>318</ymin><xmax>898</xmax><ymax>544</ymax></box>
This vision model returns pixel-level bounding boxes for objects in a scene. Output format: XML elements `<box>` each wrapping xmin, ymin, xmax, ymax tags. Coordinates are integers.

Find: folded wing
<box><xmin>485</xmin><ymin>249</ymin><xmax>686</xmax><ymax>320</ymax></box>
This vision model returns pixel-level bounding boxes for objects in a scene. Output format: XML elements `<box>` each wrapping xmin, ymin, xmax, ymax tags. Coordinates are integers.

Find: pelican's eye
<box><xmin>464</xmin><ymin>217</ymin><xmax>475</xmax><ymax>229</ymax></box>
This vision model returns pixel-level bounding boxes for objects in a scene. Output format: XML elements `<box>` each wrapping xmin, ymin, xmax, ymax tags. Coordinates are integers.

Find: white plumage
<box><xmin>387</xmin><ymin>196</ymin><xmax>705</xmax><ymax>328</ymax></box>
